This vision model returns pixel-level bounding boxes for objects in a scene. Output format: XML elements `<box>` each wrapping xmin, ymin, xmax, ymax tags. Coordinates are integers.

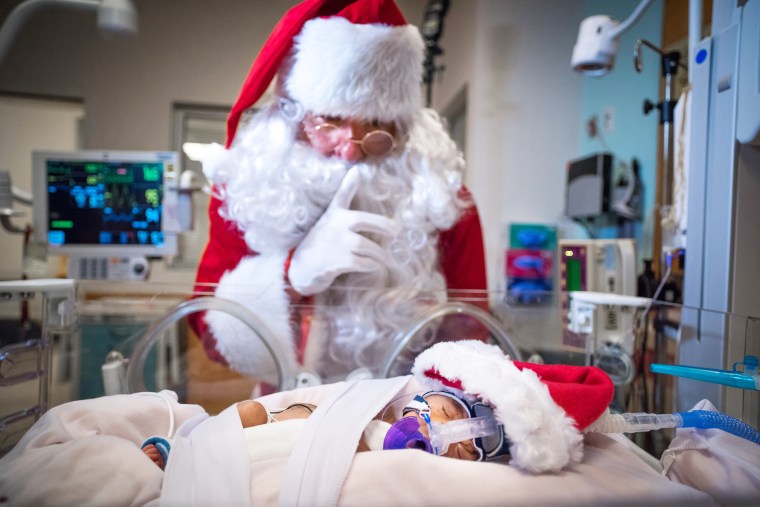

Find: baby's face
<box><xmin>404</xmin><ymin>394</ymin><xmax>480</xmax><ymax>461</ymax></box>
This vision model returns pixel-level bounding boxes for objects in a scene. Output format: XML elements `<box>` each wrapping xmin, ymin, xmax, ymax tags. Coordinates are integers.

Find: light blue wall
<box><xmin>578</xmin><ymin>0</ymin><xmax>664</xmax><ymax>266</ymax></box>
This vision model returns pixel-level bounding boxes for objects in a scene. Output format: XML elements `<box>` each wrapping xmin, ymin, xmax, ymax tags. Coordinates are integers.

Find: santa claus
<box><xmin>192</xmin><ymin>0</ymin><xmax>487</xmax><ymax>384</ymax></box>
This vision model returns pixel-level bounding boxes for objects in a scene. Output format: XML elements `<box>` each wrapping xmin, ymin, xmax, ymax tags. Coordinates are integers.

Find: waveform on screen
<box><xmin>102</xmin><ymin>212</ymin><xmax>136</xmax><ymax>223</ymax></box>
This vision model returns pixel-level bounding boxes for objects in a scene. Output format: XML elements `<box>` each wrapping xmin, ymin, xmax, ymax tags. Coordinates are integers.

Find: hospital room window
<box><xmin>169</xmin><ymin>104</ymin><xmax>228</xmax><ymax>269</ymax></box>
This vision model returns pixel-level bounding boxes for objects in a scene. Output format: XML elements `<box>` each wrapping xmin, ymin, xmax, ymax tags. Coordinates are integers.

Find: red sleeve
<box><xmin>193</xmin><ymin>194</ymin><xmax>250</xmax><ymax>291</ymax></box>
<box><xmin>189</xmin><ymin>191</ymin><xmax>252</xmax><ymax>364</ymax></box>
<box><xmin>436</xmin><ymin>190</ymin><xmax>490</xmax><ymax>341</ymax></box>
<box><xmin>438</xmin><ymin>191</ymin><xmax>488</xmax><ymax>303</ymax></box>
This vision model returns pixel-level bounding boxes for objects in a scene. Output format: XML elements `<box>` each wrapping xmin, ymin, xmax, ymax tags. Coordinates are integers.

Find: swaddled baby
<box><xmin>144</xmin><ymin>340</ymin><xmax>614</xmax><ymax>475</ymax></box>
<box><xmin>142</xmin><ymin>389</ymin><xmax>507</xmax><ymax>468</ymax></box>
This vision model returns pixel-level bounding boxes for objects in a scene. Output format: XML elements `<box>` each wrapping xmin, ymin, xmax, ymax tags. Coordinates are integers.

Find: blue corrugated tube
<box><xmin>679</xmin><ymin>410</ymin><xmax>760</xmax><ymax>445</ymax></box>
<box><xmin>587</xmin><ymin>410</ymin><xmax>760</xmax><ymax>445</ymax></box>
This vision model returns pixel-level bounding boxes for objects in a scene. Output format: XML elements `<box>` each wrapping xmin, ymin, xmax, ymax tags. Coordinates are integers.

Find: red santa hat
<box><xmin>226</xmin><ymin>0</ymin><xmax>424</xmax><ymax>147</ymax></box>
<box><xmin>411</xmin><ymin>340</ymin><xmax>614</xmax><ymax>473</ymax></box>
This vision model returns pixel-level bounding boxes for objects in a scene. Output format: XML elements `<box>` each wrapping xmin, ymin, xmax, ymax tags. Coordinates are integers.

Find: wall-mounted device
<box><xmin>566</xmin><ymin>153</ymin><xmax>641</xmax><ymax>223</ymax></box>
<box><xmin>558</xmin><ymin>238</ymin><xmax>636</xmax><ymax>354</ymax></box>
<box><xmin>571</xmin><ymin>0</ymin><xmax>654</xmax><ymax>76</ymax></box>
<box><xmin>32</xmin><ymin>150</ymin><xmax>180</xmax><ymax>279</ymax></box>
<box><xmin>504</xmin><ymin>223</ymin><xmax>556</xmax><ymax>305</ymax></box>
<box><xmin>566</xmin><ymin>153</ymin><xmax>613</xmax><ymax>219</ymax></box>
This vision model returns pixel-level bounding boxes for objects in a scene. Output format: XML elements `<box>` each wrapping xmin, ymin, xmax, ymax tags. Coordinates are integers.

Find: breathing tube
<box><xmin>383</xmin><ymin>411</ymin><xmax>501</xmax><ymax>455</ymax></box>
<box><xmin>382</xmin><ymin>393</ymin><xmax>508</xmax><ymax>460</ymax></box>
<box><xmin>586</xmin><ymin>410</ymin><xmax>760</xmax><ymax>445</ymax></box>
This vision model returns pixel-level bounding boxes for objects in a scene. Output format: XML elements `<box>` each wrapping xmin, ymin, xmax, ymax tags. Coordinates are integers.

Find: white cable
<box><xmin>615</xmin><ymin>433</ymin><xmax>663</xmax><ymax>472</ymax></box>
<box><xmin>141</xmin><ymin>391</ymin><xmax>176</xmax><ymax>437</ymax></box>
<box><xmin>636</xmin><ymin>261</ymin><xmax>672</xmax><ymax>329</ymax></box>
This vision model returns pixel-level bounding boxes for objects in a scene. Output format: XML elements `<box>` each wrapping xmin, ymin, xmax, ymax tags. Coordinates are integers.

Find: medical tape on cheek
<box><xmin>402</xmin><ymin>395</ymin><xmax>431</xmax><ymax>416</ymax></box>
<box><xmin>403</xmin><ymin>395</ymin><xmax>434</xmax><ymax>432</ymax></box>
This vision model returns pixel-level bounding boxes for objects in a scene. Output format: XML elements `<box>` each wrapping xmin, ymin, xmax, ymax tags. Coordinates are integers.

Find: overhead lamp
<box><xmin>96</xmin><ymin>0</ymin><xmax>138</xmax><ymax>35</ymax></box>
<box><xmin>0</xmin><ymin>0</ymin><xmax>138</xmax><ymax>67</ymax></box>
<box><xmin>571</xmin><ymin>0</ymin><xmax>653</xmax><ymax>76</ymax></box>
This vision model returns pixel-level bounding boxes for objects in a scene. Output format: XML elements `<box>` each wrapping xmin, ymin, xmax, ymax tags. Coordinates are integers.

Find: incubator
<box><xmin>0</xmin><ymin>277</ymin><xmax>758</xmax><ymax>461</ymax></box>
<box><xmin>104</xmin><ymin>284</ymin><xmax>524</xmax><ymax>396</ymax></box>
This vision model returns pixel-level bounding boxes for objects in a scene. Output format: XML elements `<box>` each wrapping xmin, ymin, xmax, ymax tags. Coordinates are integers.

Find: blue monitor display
<box><xmin>33</xmin><ymin>150</ymin><xmax>178</xmax><ymax>257</ymax></box>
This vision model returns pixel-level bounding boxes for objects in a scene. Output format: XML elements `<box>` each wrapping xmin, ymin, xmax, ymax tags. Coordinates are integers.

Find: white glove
<box><xmin>288</xmin><ymin>167</ymin><xmax>398</xmax><ymax>295</ymax></box>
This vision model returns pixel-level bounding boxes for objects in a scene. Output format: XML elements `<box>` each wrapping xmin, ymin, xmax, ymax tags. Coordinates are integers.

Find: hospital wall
<box><xmin>0</xmin><ymin>0</ymin><xmax>303</xmax><ymax>150</ymax></box>
<box><xmin>426</xmin><ymin>0</ymin><xmax>664</xmax><ymax>291</ymax></box>
<box><xmin>427</xmin><ymin>0</ymin><xmax>586</xmax><ymax>294</ymax></box>
<box><xmin>577</xmin><ymin>0</ymin><xmax>663</xmax><ymax>266</ymax></box>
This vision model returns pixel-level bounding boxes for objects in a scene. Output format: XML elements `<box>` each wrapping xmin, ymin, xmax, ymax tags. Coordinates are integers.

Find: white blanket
<box><xmin>0</xmin><ymin>391</ymin><xmax>204</xmax><ymax>507</ymax></box>
<box><xmin>1</xmin><ymin>380</ymin><xmax>756</xmax><ymax>506</ymax></box>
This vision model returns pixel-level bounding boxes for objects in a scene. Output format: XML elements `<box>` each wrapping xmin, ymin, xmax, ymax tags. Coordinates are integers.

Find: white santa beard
<box><xmin>215</xmin><ymin>107</ymin><xmax>467</xmax><ymax>377</ymax></box>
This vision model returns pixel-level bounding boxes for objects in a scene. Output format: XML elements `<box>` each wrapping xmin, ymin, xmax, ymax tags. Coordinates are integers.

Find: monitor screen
<box><xmin>32</xmin><ymin>150</ymin><xmax>179</xmax><ymax>258</ymax></box>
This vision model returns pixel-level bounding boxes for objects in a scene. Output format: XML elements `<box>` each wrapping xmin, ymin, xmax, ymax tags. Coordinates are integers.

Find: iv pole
<box><xmin>635</xmin><ymin>39</ymin><xmax>687</xmax><ymax>225</ymax></box>
<box><xmin>633</xmin><ymin>40</ymin><xmax>687</xmax><ymax>452</ymax></box>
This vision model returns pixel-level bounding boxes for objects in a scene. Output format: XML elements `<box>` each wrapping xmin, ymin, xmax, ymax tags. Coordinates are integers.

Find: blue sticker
<box><xmin>696</xmin><ymin>48</ymin><xmax>707</xmax><ymax>64</ymax></box>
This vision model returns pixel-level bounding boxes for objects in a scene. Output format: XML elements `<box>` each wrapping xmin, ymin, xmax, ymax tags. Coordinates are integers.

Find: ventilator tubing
<box><xmin>680</xmin><ymin>410</ymin><xmax>760</xmax><ymax>445</ymax></box>
<box><xmin>589</xmin><ymin>410</ymin><xmax>760</xmax><ymax>445</ymax></box>
<box><xmin>429</xmin><ymin>415</ymin><xmax>500</xmax><ymax>455</ymax></box>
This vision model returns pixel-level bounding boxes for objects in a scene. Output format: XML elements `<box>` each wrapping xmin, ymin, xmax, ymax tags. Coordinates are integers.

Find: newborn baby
<box><xmin>142</xmin><ymin>391</ymin><xmax>507</xmax><ymax>469</ymax></box>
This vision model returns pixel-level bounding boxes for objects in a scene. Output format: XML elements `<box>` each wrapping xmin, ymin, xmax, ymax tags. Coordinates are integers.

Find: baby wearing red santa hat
<box><xmin>143</xmin><ymin>341</ymin><xmax>613</xmax><ymax>474</ymax></box>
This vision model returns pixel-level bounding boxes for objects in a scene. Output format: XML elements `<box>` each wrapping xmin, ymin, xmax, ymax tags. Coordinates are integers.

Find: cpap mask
<box><xmin>383</xmin><ymin>392</ymin><xmax>510</xmax><ymax>461</ymax></box>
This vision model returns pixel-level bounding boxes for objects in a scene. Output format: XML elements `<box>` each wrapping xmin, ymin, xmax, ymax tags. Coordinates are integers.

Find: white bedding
<box><xmin>0</xmin><ymin>379</ymin><xmax>758</xmax><ymax>506</ymax></box>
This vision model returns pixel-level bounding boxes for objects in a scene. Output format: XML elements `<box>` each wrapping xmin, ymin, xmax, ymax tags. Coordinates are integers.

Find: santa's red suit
<box><xmin>191</xmin><ymin>0</ymin><xmax>488</xmax><ymax>383</ymax></box>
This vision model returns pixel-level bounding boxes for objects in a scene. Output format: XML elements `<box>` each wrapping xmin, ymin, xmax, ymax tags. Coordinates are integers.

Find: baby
<box><xmin>142</xmin><ymin>391</ymin><xmax>508</xmax><ymax>468</ymax></box>
<box><xmin>139</xmin><ymin>339</ymin><xmax>617</xmax><ymax>476</ymax></box>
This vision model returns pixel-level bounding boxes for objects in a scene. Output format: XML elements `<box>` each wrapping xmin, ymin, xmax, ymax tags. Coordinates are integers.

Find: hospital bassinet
<box><xmin>1</xmin><ymin>279</ymin><xmax>759</xmax><ymax>506</ymax></box>
<box><xmin>1</xmin><ymin>278</ymin><xmax>758</xmax><ymax>459</ymax></box>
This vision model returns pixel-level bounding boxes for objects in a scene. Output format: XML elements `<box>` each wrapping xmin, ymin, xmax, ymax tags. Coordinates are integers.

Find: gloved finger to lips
<box><xmin>349</xmin><ymin>233</ymin><xmax>386</xmax><ymax>261</ymax></box>
<box><xmin>346</xmin><ymin>210</ymin><xmax>398</xmax><ymax>236</ymax></box>
<box><xmin>329</xmin><ymin>166</ymin><xmax>361</xmax><ymax>210</ymax></box>
<box><xmin>350</xmin><ymin>255</ymin><xmax>382</xmax><ymax>274</ymax></box>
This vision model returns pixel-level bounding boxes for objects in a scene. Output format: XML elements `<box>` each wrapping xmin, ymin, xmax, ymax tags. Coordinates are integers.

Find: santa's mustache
<box><xmin>216</xmin><ymin>137</ymin><xmax>355</xmax><ymax>254</ymax></box>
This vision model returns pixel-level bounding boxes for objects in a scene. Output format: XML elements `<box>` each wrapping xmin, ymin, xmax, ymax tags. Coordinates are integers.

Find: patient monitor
<box><xmin>558</xmin><ymin>239</ymin><xmax>637</xmax><ymax>361</ymax></box>
<box><xmin>32</xmin><ymin>150</ymin><xmax>181</xmax><ymax>280</ymax></box>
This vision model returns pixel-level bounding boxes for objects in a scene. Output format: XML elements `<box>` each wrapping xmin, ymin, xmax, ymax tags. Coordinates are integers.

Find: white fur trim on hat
<box><xmin>285</xmin><ymin>17</ymin><xmax>424</xmax><ymax>123</ymax></box>
<box><xmin>200</xmin><ymin>142</ymin><xmax>231</xmax><ymax>183</ymax></box>
<box><xmin>204</xmin><ymin>253</ymin><xmax>296</xmax><ymax>384</ymax></box>
<box><xmin>412</xmin><ymin>340</ymin><xmax>584</xmax><ymax>474</ymax></box>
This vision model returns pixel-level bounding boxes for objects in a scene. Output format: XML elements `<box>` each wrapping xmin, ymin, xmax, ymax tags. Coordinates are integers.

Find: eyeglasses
<box><xmin>306</xmin><ymin>116</ymin><xmax>398</xmax><ymax>157</ymax></box>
